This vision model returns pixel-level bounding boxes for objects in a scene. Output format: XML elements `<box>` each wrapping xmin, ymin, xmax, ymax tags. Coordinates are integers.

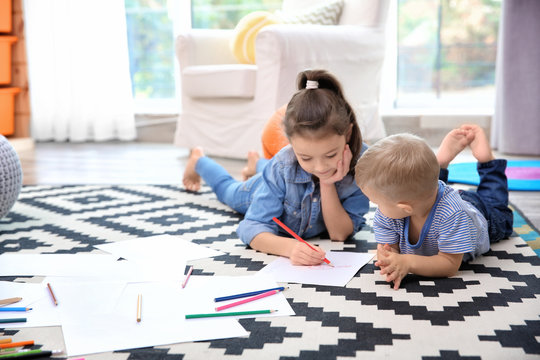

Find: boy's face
<box><xmin>290</xmin><ymin>133</ymin><xmax>347</xmax><ymax>181</ymax></box>
<box><xmin>361</xmin><ymin>186</ymin><xmax>409</xmax><ymax>220</ymax></box>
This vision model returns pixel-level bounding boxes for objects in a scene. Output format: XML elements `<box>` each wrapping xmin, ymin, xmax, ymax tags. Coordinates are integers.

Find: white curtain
<box><xmin>24</xmin><ymin>0</ymin><xmax>136</xmax><ymax>142</ymax></box>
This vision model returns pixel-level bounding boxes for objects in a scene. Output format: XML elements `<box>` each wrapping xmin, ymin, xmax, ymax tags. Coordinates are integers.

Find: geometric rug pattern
<box><xmin>1</xmin><ymin>185</ymin><xmax>539</xmax><ymax>359</ymax></box>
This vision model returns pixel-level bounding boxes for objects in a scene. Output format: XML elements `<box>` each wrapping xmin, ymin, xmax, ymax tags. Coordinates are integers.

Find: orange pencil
<box><xmin>0</xmin><ymin>339</ymin><xmax>11</xmax><ymax>344</ymax></box>
<box><xmin>0</xmin><ymin>340</ymin><xmax>34</xmax><ymax>349</ymax></box>
<box><xmin>272</xmin><ymin>217</ymin><xmax>333</xmax><ymax>266</ymax></box>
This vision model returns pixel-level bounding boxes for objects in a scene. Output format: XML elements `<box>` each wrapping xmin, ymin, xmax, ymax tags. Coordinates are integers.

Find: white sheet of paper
<box><xmin>0</xmin><ymin>281</ymin><xmax>61</xmax><ymax>328</ymax></box>
<box><xmin>0</xmin><ymin>254</ymin><xmax>134</xmax><ymax>278</ymax></box>
<box><xmin>181</xmin><ymin>274</ymin><xmax>295</xmax><ymax>319</ymax></box>
<box><xmin>61</xmin><ymin>281</ymin><xmax>248</xmax><ymax>356</ymax></box>
<box><xmin>258</xmin><ymin>251</ymin><xmax>374</xmax><ymax>287</ymax></box>
<box><xmin>95</xmin><ymin>235</ymin><xmax>223</xmax><ymax>281</ymax></box>
<box><xmin>95</xmin><ymin>234</ymin><xmax>224</xmax><ymax>262</ymax></box>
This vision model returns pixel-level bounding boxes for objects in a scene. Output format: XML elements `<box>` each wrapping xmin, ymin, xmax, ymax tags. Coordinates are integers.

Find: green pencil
<box><xmin>0</xmin><ymin>318</ymin><xmax>26</xmax><ymax>324</ymax></box>
<box><xmin>185</xmin><ymin>309</ymin><xmax>276</xmax><ymax>319</ymax></box>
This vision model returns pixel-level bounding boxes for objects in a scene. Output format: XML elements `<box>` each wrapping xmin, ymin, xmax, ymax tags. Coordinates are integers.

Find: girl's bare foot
<box><xmin>241</xmin><ymin>151</ymin><xmax>260</xmax><ymax>180</ymax></box>
<box><xmin>183</xmin><ymin>147</ymin><xmax>204</xmax><ymax>192</ymax></box>
<box><xmin>437</xmin><ymin>128</ymin><xmax>471</xmax><ymax>169</ymax></box>
<box><xmin>461</xmin><ymin>124</ymin><xmax>494</xmax><ymax>163</ymax></box>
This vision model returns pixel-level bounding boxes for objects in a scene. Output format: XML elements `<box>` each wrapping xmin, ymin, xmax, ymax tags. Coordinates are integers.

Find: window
<box><xmin>191</xmin><ymin>0</ymin><xmax>282</xmax><ymax>29</ymax></box>
<box><xmin>125</xmin><ymin>0</ymin><xmax>175</xmax><ymax>102</ymax></box>
<box><xmin>124</xmin><ymin>0</ymin><xmax>501</xmax><ymax>114</ymax></box>
<box><xmin>396</xmin><ymin>0</ymin><xmax>501</xmax><ymax>109</ymax></box>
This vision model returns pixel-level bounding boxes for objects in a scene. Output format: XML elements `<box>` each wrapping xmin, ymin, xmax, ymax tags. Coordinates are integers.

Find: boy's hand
<box><xmin>289</xmin><ymin>242</ymin><xmax>327</xmax><ymax>266</ymax></box>
<box><xmin>375</xmin><ymin>244</ymin><xmax>409</xmax><ymax>290</ymax></box>
<box><xmin>320</xmin><ymin>145</ymin><xmax>352</xmax><ymax>185</ymax></box>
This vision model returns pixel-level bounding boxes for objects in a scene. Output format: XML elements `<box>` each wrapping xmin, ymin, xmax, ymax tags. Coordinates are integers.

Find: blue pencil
<box><xmin>214</xmin><ymin>287</ymin><xmax>286</xmax><ymax>302</ymax></box>
<box><xmin>0</xmin><ymin>308</ymin><xmax>31</xmax><ymax>312</ymax></box>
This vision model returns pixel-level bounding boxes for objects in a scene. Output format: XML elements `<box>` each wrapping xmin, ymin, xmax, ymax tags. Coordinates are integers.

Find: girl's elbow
<box><xmin>329</xmin><ymin>231</ymin><xmax>352</xmax><ymax>242</ymax></box>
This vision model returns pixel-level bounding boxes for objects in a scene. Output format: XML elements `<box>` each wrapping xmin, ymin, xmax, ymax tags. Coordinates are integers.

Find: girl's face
<box><xmin>290</xmin><ymin>133</ymin><xmax>347</xmax><ymax>181</ymax></box>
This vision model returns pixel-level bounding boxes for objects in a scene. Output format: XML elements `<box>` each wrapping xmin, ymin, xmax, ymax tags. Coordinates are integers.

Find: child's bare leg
<box><xmin>461</xmin><ymin>124</ymin><xmax>494</xmax><ymax>163</ymax></box>
<box><xmin>183</xmin><ymin>147</ymin><xmax>204</xmax><ymax>192</ymax></box>
<box><xmin>436</xmin><ymin>128</ymin><xmax>471</xmax><ymax>169</ymax></box>
<box><xmin>241</xmin><ymin>151</ymin><xmax>260</xmax><ymax>181</ymax></box>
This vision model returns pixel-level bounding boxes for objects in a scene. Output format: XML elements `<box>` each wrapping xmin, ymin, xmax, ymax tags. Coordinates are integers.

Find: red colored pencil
<box><xmin>215</xmin><ymin>289</ymin><xmax>281</xmax><ymax>311</ymax></box>
<box><xmin>272</xmin><ymin>217</ymin><xmax>333</xmax><ymax>266</ymax></box>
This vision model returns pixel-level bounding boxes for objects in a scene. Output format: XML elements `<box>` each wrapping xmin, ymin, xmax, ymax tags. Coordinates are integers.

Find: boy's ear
<box><xmin>397</xmin><ymin>202</ymin><xmax>413</xmax><ymax>214</ymax></box>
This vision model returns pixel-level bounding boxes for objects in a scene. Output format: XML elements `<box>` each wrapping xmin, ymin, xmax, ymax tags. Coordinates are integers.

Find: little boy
<box><xmin>355</xmin><ymin>124</ymin><xmax>513</xmax><ymax>290</ymax></box>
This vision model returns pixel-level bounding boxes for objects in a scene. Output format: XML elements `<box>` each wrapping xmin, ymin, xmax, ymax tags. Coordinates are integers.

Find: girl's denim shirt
<box><xmin>237</xmin><ymin>145</ymin><xmax>369</xmax><ymax>245</ymax></box>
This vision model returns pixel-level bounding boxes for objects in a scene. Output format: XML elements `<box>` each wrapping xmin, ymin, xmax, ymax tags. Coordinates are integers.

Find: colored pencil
<box><xmin>0</xmin><ymin>319</ymin><xmax>26</xmax><ymax>324</ymax></box>
<box><xmin>0</xmin><ymin>340</ymin><xmax>11</xmax><ymax>345</ymax></box>
<box><xmin>272</xmin><ymin>217</ymin><xmax>333</xmax><ymax>266</ymax></box>
<box><xmin>0</xmin><ymin>341</ymin><xmax>34</xmax><ymax>350</ymax></box>
<box><xmin>182</xmin><ymin>265</ymin><xmax>193</xmax><ymax>288</ymax></box>
<box><xmin>0</xmin><ymin>298</ymin><xmax>22</xmax><ymax>307</ymax></box>
<box><xmin>185</xmin><ymin>309</ymin><xmax>276</xmax><ymax>319</ymax></box>
<box><xmin>214</xmin><ymin>286</ymin><xmax>287</xmax><ymax>302</ymax></box>
<box><xmin>46</xmin><ymin>283</ymin><xmax>58</xmax><ymax>306</ymax></box>
<box><xmin>136</xmin><ymin>294</ymin><xmax>142</xmax><ymax>323</ymax></box>
<box><xmin>0</xmin><ymin>308</ymin><xmax>31</xmax><ymax>312</ymax></box>
<box><xmin>0</xmin><ymin>349</ymin><xmax>62</xmax><ymax>359</ymax></box>
<box><xmin>215</xmin><ymin>290</ymin><xmax>280</xmax><ymax>311</ymax></box>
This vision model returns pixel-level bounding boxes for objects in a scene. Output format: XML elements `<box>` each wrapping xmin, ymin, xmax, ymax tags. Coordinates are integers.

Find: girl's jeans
<box><xmin>439</xmin><ymin>159</ymin><xmax>513</xmax><ymax>243</ymax></box>
<box><xmin>195</xmin><ymin>157</ymin><xmax>269</xmax><ymax>214</ymax></box>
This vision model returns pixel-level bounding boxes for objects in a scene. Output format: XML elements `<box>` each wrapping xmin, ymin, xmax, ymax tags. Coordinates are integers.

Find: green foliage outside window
<box><xmin>191</xmin><ymin>0</ymin><xmax>282</xmax><ymax>29</ymax></box>
<box><xmin>398</xmin><ymin>0</ymin><xmax>501</xmax><ymax>97</ymax></box>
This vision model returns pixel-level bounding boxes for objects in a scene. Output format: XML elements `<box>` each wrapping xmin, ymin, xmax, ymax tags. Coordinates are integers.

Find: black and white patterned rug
<box><xmin>1</xmin><ymin>185</ymin><xmax>539</xmax><ymax>359</ymax></box>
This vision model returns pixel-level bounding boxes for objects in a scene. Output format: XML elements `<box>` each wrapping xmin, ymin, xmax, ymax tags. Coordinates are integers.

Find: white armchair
<box><xmin>174</xmin><ymin>0</ymin><xmax>389</xmax><ymax>159</ymax></box>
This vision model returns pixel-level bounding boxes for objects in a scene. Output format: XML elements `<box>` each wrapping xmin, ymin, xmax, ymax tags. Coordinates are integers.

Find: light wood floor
<box><xmin>16</xmin><ymin>141</ymin><xmax>540</xmax><ymax>231</ymax></box>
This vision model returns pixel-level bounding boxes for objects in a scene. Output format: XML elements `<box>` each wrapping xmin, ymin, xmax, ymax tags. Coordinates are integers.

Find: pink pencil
<box><xmin>215</xmin><ymin>289</ymin><xmax>281</xmax><ymax>311</ymax></box>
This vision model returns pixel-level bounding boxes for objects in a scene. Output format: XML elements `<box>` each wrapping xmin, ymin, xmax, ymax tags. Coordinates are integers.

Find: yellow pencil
<box><xmin>136</xmin><ymin>294</ymin><xmax>142</xmax><ymax>322</ymax></box>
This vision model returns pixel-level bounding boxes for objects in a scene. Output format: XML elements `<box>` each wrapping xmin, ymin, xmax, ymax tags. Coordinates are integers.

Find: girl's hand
<box><xmin>320</xmin><ymin>144</ymin><xmax>352</xmax><ymax>185</ymax></box>
<box><xmin>289</xmin><ymin>242</ymin><xmax>327</xmax><ymax>266</ymax></box>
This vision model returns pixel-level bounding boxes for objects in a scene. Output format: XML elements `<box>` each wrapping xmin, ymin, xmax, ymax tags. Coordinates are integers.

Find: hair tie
<box><xmin>305</xmin><ymin>80</ymin><xmax>319</xmax><ymax>90</ymax></box>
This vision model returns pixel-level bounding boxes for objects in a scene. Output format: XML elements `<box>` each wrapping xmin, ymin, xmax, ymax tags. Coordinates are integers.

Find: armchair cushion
<box><xmin>182</xmin><ymin>64</ymin><xmax>257</xmax><ymax>98</ymax></box>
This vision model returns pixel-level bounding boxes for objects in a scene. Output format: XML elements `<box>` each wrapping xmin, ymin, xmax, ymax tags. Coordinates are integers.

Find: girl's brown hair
<box><xmin>283</xmin><ymin>69</ymin><xmax>362</xmax><ymax>176</ymax></box>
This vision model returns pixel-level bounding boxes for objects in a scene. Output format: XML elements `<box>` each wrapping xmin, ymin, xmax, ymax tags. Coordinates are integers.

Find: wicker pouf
<box><xmin>0</xmin><ymin>135</ymin><xmax>22</xmax><ymax>218</ymax></box>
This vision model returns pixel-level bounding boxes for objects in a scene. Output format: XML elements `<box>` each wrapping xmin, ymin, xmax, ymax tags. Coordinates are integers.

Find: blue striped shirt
<box><xmin>373</xmin><ymin>181</ymin><xmax>490</xmax><ymax>260</ymax></box>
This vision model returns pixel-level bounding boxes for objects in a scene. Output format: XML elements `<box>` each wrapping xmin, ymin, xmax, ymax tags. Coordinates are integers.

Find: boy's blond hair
<box><xmin>355</xmin><ymin>133</ymin><xmax>440</xmax><ymax>202</ymax></box>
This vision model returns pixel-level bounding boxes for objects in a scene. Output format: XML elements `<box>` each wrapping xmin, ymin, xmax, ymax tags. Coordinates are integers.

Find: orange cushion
<box><xmin>261</xmin><ymin>104</ymin><xmax>289</xmax><ymax>159</ymax></box>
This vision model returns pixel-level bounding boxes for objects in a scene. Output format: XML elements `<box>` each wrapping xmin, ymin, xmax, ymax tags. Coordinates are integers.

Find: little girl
<box><xmin>182</xmin><ymin>69</ymin><xmax>370</xmax><ymax>265</ymax></box>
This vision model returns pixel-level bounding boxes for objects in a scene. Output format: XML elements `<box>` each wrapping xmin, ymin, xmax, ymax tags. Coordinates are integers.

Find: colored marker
<box><xmin>186</xmin><ymin>309</ymin><xmax>276</xmax><ymax>319</ymax></box>
<box><xmin>0</xmin><ymin>298</ymin><xmax>22</xmax><ymax>307</ymax></box>
<box><xmin>47</xmin><ymin>283</ymin><xmax>58</xmax><ymax>306</ymax></box>
<box><xmin>0</xmin><ymin>340</ymin><xmax>34</xmax><ymax>350</ymax></box>
<box><xmin>0</xmin><ymin>319</ymin><xmax>26</xmax><ymax>324</ymax></box>
<box><xmin>214</xmin><ymin>286</ymin><xmax>287</xmax><ymax>302</ymax></box>
<box><xmin>272</xmin><ymin>217</ymin><xmax>333</xmax><ymax>266</ymax></box>
<box><xmin>182</xmin><ymin>266</ymin><xmax>193</xmax><ymax>288</ymax></box>
<box><xmin>216</xmin><ymin>290</ymin><xmax>281</xmax><ymax>311</ymax></box>
<box><xmin>0</xmin><ymin>349</ymin><xmax>62</xmax><ymax>359</ymax></box>
<box><xmin>136</xmin><ymin>294</ymin><xmax>142</xmax><ymax>323</ymax></box>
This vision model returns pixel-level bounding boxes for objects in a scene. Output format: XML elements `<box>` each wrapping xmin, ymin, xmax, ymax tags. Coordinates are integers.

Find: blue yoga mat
<box><xmin>448</xmin><ymin>160</ymin><xmax>540</xmax><ymax>191</ymax></box>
